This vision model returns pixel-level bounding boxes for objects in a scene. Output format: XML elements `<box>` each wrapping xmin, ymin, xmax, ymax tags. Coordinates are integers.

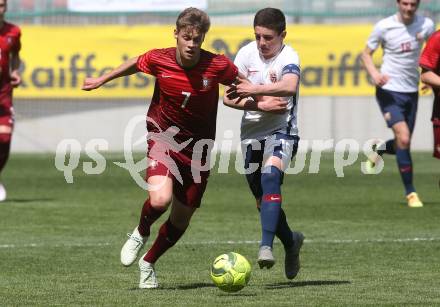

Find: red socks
<box><xmin>143</xmin><ymin>218</ymin><xmax>186</xmax><ymax>264</ymax></box>
<box><xmin>0</xmin><ymin>133</ymin><xmax>11</xmax><ymax>173</ymax></box>
<box><xmin>137</xmin><ymin>199</ymin><xmax>166</xmax><ymax>237</ymax></box>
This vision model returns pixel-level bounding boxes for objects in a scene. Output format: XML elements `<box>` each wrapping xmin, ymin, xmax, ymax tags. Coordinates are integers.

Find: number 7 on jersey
<box><xmin>181</xmin><ymin>91</ymin><xmax>191</xmax><ymax>108</ymax></box>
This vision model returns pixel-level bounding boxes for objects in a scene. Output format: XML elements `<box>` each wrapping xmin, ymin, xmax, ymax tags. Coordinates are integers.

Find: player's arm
<box><xmin>223</xmin><ymin>91</ymin><xmax>288</xmax><ymax>114</ymax></box>
<box><xmin>233</xmin><ymin>73</ymin><xmax>299</xmax><ymax>97</ymax></box>
<box><xmin>10</xmin><ymin>49</ymin><xmax>21</xmax><ymax>88</ymax></box>
<box><xmin>223</xmin><ymin>72</ymin><xmax>288</xmax><ymax>113</ymax></box>
<box><xmin>361</xmin><ymin>46</ymin><xmax>389</xmax><ymax>87</ymax></box>
<box><xmin>82</xmin><ymin>56</ymin><xmax>140</xmax><ymax>91</ymax></box>
<box><xmin>421</xmin><ymin>68</ymin><xmax>440</xmax><ymax>88</ymax></box>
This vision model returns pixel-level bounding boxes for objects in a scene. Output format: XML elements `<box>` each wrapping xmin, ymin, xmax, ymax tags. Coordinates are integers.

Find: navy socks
<box><xmin>260</xmin><ymin>166</ymin><xmax>283</xmax><ymax>247</ymax></box>
<box><xmin>395</xmin><ymin>147</ymin><xmax>415</xmax><ymax>195</ymax></box>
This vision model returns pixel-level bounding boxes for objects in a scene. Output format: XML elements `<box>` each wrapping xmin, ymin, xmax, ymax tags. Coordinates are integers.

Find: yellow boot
<box><xmin>406</xmin><ymin>192</ymin><xmax>423</xmax><ymax>208</ymax></box>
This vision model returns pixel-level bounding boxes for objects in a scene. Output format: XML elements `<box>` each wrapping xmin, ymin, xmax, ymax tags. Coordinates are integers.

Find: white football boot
<box><xmin>0</xmin><ymin>183</ymin><xmax>6</xmax><ymax>202</ymax></box>
<box><xmin>257</xmin><ymin>245</ymin><xmax>275</xmax><ymax>269</ymax></box>
<box><xmin>120</xmin><ymin>227</ymin><xmax>148</xmax><ymax>266</ymax></box>
<box><xmin>138</xmin><ymin>258</ymin><xmax>158</xmax><ymax>289</ymax></box>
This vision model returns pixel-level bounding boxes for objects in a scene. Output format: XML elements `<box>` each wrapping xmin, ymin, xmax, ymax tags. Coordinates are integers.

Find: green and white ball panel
<box><xmin>210</xmin><ymin>252</ymin><xmax>252</xmax><ymax>292</ymax></box>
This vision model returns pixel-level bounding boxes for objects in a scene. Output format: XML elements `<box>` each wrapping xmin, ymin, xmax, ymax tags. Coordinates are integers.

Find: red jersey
<box><xmin>137</xmin><ymin>48</ymin><xmax>238</xmax><ymax>150</ymax></box>
<box><xmin>420</xmin><ymin>30</ymin><xmax>440</xmax><ymax>122</ymax></box>
<box><xmin>0</xmin><ymin>22</ymin><xmax>21</xmax><ymax>91</ymax></box>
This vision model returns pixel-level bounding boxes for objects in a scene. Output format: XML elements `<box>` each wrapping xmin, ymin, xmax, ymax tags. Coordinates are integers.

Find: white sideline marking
<box><xmin>0</xmin><ymin>237</ymin><xmax>438</xmax><ymax>249</ymax></box>
<box><xmin>0</xmin><ymin>242</ymin><xmax>112</xmax><ymax>249</ymax></box>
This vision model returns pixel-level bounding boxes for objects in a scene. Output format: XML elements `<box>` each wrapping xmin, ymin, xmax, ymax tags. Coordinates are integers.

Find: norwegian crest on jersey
<box><xmin>269</xmin><ymin>70</ymin><xmax>277</xmax><ymax>83</ymax></box>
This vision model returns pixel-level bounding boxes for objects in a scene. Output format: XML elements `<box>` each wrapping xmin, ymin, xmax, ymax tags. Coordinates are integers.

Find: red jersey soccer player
<box><xmin>420</xmin><ymin>30</ymin><xmax>440</xmax><ymax>159</ymax></box>
<box><xmin>0</xmin><ymin>0</ymin><xmax>21</xmax><ymax>202</ymax></box>
<box><xmin>420</xmin><ymin>30</ymin><xmax>440</xmax><ymax>184</ymax></box>
<box><xmin>83</xmin><ymin>7</ymin><xmax>233</xmax><ymax>290</ymax></box>
<box><xmin>83</xmin><ymin>8</ymin><xmax>284</xmax><ymax>289</ymax></box>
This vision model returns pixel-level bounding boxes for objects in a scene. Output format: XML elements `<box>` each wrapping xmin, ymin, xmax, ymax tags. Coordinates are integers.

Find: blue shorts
<box><xmin>242</xmin><ymin>133</ymin><xmax>299</xmax><ymax>199</ymax></box>
<box><xmin>375</xmin><ymin>87</ymin><xmax>418</xmax><ymax>133</ymax></box>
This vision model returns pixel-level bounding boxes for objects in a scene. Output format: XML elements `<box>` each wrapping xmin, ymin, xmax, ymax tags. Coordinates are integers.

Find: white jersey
<box><xmin>234</xmin><ymin>41</ymin><xmax>300</xmax><ymax>142</ymax></box>
<box><xmin>367</xmin><ymin>14</ymin><xmax>435</xmax><ymax>92</ymax></box>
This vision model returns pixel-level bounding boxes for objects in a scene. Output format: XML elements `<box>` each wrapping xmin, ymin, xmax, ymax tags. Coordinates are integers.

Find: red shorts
<box><xmin>0</xmin><ymin>90</ymin><xmax>13</xmax><ymax>128</ymax></box>
<box><xmin>146</xmin><ymin>139</ymin><xmax>210</xmax><ymax>208</ymax></box>
<box><xmin>434</xmin><ymin>121</ymin><xmax>440</xmax><ymax>159</ymax></box>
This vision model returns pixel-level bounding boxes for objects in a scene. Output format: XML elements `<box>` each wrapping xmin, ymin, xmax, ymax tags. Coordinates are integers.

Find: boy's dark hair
<box><xmin>176</xmin><ymin>7</ymin><xmax>210</xmax><ymax>34</ymax></box>
<box><xmin>253</xmin><ymin>8</ymin><xmax>286</xmax><ymax>34</ymax></box>
<box><xmin>396</xmin><ymin>0</ymin><xmax>420</xmax><ymax>4</ymax></box>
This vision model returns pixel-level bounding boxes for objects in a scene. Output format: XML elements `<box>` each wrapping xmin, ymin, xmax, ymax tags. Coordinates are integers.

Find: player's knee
<box><xmin>396</xmin><ymin>135</ymin><xmax>411</xmax><ymax>149</ymax></box>
<box><xmin>149</xmin><ymin>194</ymin><xmax>172</xmax><ymax>210</ymax></box>
<box><xmin>0</xmin><ymin>125</ymin><xmax>12</xmax><ymax>134</ymax></box>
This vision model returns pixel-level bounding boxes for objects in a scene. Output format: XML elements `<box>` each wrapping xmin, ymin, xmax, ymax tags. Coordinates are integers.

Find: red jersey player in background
<box><xmin>419</xmin><ymin>29</ymin><xmax>440</xmax><ymax>185</ymax></box>
<box><xmin>83</xmin><ymin>7</ymin><xmax>285</xmax><ymax>289</ymax></box>
<box><xmin>0</xmin><ymin>0</ymin><xmax>21</xmax><ymax>202</ymax></box>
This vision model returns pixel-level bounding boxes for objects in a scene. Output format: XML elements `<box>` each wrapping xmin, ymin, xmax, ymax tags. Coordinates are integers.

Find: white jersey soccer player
<box><xmin>366</xmin><ymin>13</ymin><xmax>434</xmax><ymax>92</ymax></box>
<box><xmin>234</xmin><ymin>40</ymin><xmax>300</xmax><ymax>143</ymax></box>
<box><xmin>362</xmin><ymin>0</ymin><xmax>434</xmax><ymax>208</ymax></box>
<box><xmin>223</xmin><ymin>8</ymin><xmax>304</xmax><ymax>280</ymax></box>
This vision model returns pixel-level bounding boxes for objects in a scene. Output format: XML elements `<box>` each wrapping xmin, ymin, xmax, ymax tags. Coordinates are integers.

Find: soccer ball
<box><xmin>210</xmin><ymin>252</ymin><xmax>251</xmax><ymax>292</ymax></box>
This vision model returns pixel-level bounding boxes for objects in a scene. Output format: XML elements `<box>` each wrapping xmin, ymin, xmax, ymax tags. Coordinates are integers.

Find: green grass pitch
<box><xmin>0</xmin><ymin>153</ymin><xmax>439</xmax><ymax>306</ymax></box>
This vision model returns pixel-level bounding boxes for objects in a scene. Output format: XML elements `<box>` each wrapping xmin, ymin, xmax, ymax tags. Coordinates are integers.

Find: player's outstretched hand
<box><xmin>257</xmin><ymin>96</ymin><xmax>288</xmax><ymax>114</ymax></box>
<box><xmin>10</xmin><ymin>71</ymin><xmax>21</xmax><ymax>88</ymax></box>
<box><xmin>82</xmin><ymin>77</ymin><xmax>103</xmax><ymax>91</ymax></box>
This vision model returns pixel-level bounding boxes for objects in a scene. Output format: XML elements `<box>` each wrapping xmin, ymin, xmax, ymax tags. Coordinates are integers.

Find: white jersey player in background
<box><xmin>223</xmin><ymin>7</ymin><xmax>304</xmax><ymax>280</ymax></box>
<box><xmin>361</xmin><ymin>0</ymin><xmax>434</xmax><ymax>208</ymax></box>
